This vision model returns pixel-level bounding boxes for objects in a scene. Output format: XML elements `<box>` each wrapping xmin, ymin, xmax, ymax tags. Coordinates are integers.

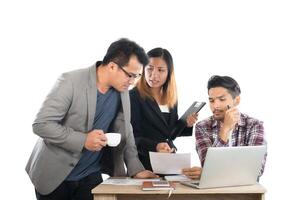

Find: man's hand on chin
<box><xmin>134</xmin><ymin>170</ymin><xmax>159</xmax><ymax>179</ymax></box>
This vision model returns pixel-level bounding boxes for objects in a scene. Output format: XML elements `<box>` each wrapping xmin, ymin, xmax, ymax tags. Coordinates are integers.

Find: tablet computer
<box><xmin>179</xmin><ymin>101</ymin><xmax>206</xmax><ymax>121</ymax></box>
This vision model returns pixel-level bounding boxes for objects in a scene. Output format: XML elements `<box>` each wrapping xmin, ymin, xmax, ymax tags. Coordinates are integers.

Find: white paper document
<box><xmin>101</xmin><ymin>178</ymin><xmax>161</xmax><ymax>185</ymax></box>
<box><xmin>149</xmin><ymin>152</ymin><xmax>191</xmax><ymax>174</ymax></box>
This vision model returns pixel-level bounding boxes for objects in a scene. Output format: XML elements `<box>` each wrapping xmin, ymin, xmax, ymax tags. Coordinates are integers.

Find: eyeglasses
<box><xmin>116</xmin><ymin>63</ymin><xmax>142</xmax><ymax>80</ymax></box>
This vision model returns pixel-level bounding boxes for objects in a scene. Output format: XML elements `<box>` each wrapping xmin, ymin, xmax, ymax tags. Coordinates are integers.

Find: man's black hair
<box><xmin>102</xmin><ymin>38</ymin><xmax>148</xmax><ymax>67</ymax></box>
<box><xmin>207</xmin><ymin>75</ymin><xmax>241</xmax><ymax>98</ymax></box>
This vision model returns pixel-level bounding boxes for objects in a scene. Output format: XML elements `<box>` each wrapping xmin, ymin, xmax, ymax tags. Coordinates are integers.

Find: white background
<box><xmin>0</xmin><ymin>0</ymin><xmax>299</xmax><ymax>199</ymax></box>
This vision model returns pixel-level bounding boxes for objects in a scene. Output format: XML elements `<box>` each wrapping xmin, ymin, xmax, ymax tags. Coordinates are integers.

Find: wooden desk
<box><xmin>92</xmin><ymin>183</ymin><xmax>266</xmax><ymax>200</ymax></box>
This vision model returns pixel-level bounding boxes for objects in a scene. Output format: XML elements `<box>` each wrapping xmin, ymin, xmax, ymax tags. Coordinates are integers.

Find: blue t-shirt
<box><xmin>66</xmin><ymin>88</ymin><xmax>120</xmax><ymax>181</ymax></box>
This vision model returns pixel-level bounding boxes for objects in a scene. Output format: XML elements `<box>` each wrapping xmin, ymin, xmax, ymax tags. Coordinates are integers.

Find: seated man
<box><xmin>182</xmin><ymin>75</ymin><xmax>267</xmax><ymax>179</ymax></box>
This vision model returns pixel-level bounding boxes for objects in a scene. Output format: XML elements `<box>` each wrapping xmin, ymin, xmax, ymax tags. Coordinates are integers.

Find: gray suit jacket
<box><xmin>25</xmin><ymin>64</ymin><xmax>145</xmax><ymax>195</ymax></box>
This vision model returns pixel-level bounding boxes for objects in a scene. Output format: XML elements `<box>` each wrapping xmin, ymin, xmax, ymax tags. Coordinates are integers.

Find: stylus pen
<box><xmin>166</xmin><ymin>139</ymin><xmax>177</xmax><ymax>153</ymax></box>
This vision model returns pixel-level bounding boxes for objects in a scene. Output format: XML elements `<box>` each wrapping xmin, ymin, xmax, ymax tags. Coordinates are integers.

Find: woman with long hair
<box><xmin>130</xmin><ymin>47</ymin><xmax>198</xmax><ymax>171</ymax></box>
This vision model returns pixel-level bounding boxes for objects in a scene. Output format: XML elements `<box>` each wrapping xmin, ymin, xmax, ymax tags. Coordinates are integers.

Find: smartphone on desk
<box><xmin>152</xmin><ymin>180</ymin><xmax>170</xmax><ymax>187</ymax></box>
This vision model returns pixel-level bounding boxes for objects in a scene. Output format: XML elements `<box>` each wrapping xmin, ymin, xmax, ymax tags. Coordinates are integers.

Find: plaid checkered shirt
<box><xmin>195</xmin><ymin>113</ymin><xmax>267</xmax><ymax>176</ymax></box>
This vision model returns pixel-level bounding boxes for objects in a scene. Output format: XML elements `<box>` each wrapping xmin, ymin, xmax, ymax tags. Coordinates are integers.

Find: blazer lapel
<box><xmin>168</xmin><ymin>107</ymin><xmax>178</xmax><ymax>128</ymax></box>
<box><xmin>86</xmin><ymin>65</ymin><xmax>97</xmax><ymax>131</ymax></box>
<box><xmin>146</xmin><ymin>99</ymin><xmax>169</xmax><ymax>128</ymax></box>
<box><xmin>120</xmin><ymin>91</ymin><xmax>130</xmax><ymax>134</ymax></box>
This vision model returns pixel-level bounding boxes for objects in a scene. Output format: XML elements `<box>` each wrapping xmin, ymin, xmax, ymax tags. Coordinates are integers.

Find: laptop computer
<box><xmin>181</xmin><ymin>145</ymin><xmax>266</xmax><ymax>189</ymax></box>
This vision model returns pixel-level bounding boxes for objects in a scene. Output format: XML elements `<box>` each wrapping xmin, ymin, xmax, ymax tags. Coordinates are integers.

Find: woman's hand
<box><xmin>156</xmin><ymin>142</ymin><xmax>175</xmax><ymax>153</ymax></box>
<box><xmin>186</xmin><ymin>113</ymin><xmax>198</xmax><ymax>127</ymax></box>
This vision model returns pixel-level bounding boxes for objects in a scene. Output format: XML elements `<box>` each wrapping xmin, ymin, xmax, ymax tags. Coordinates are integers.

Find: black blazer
<box><xmin>130</xmin><ymin>87</ymin><xmax>193</xmax><ymax>171</ymax></box>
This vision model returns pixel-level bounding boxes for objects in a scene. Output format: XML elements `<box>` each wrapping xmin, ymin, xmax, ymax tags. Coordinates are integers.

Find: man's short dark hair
<box><xmin>102</xmin><ymin>38</ymin><xmax>149</xmax><ymax>67</ymax></box>
<box><xmin>207</xmin><ymin>75</ymin><xmax>241</xmax><ymax>98</ymax></box>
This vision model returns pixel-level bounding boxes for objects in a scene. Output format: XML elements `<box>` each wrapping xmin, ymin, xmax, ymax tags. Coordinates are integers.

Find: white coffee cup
<box><xmin>105</xmin><ymin>133</ymin><xmax>121</xmax><ymax>147</ymax></box>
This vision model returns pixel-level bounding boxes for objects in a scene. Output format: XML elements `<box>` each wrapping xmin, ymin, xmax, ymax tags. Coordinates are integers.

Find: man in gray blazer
<box><xmin>26</xmin><ymin>38</ymin><xmax>157</xmax><ymax>200</ymax></box>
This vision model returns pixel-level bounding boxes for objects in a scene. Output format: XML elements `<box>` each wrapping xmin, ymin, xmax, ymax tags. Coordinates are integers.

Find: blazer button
<box><xmin>69</xmin><ymin>163</ymin><xmax>75</xmax><ymax>167</ymax></box>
